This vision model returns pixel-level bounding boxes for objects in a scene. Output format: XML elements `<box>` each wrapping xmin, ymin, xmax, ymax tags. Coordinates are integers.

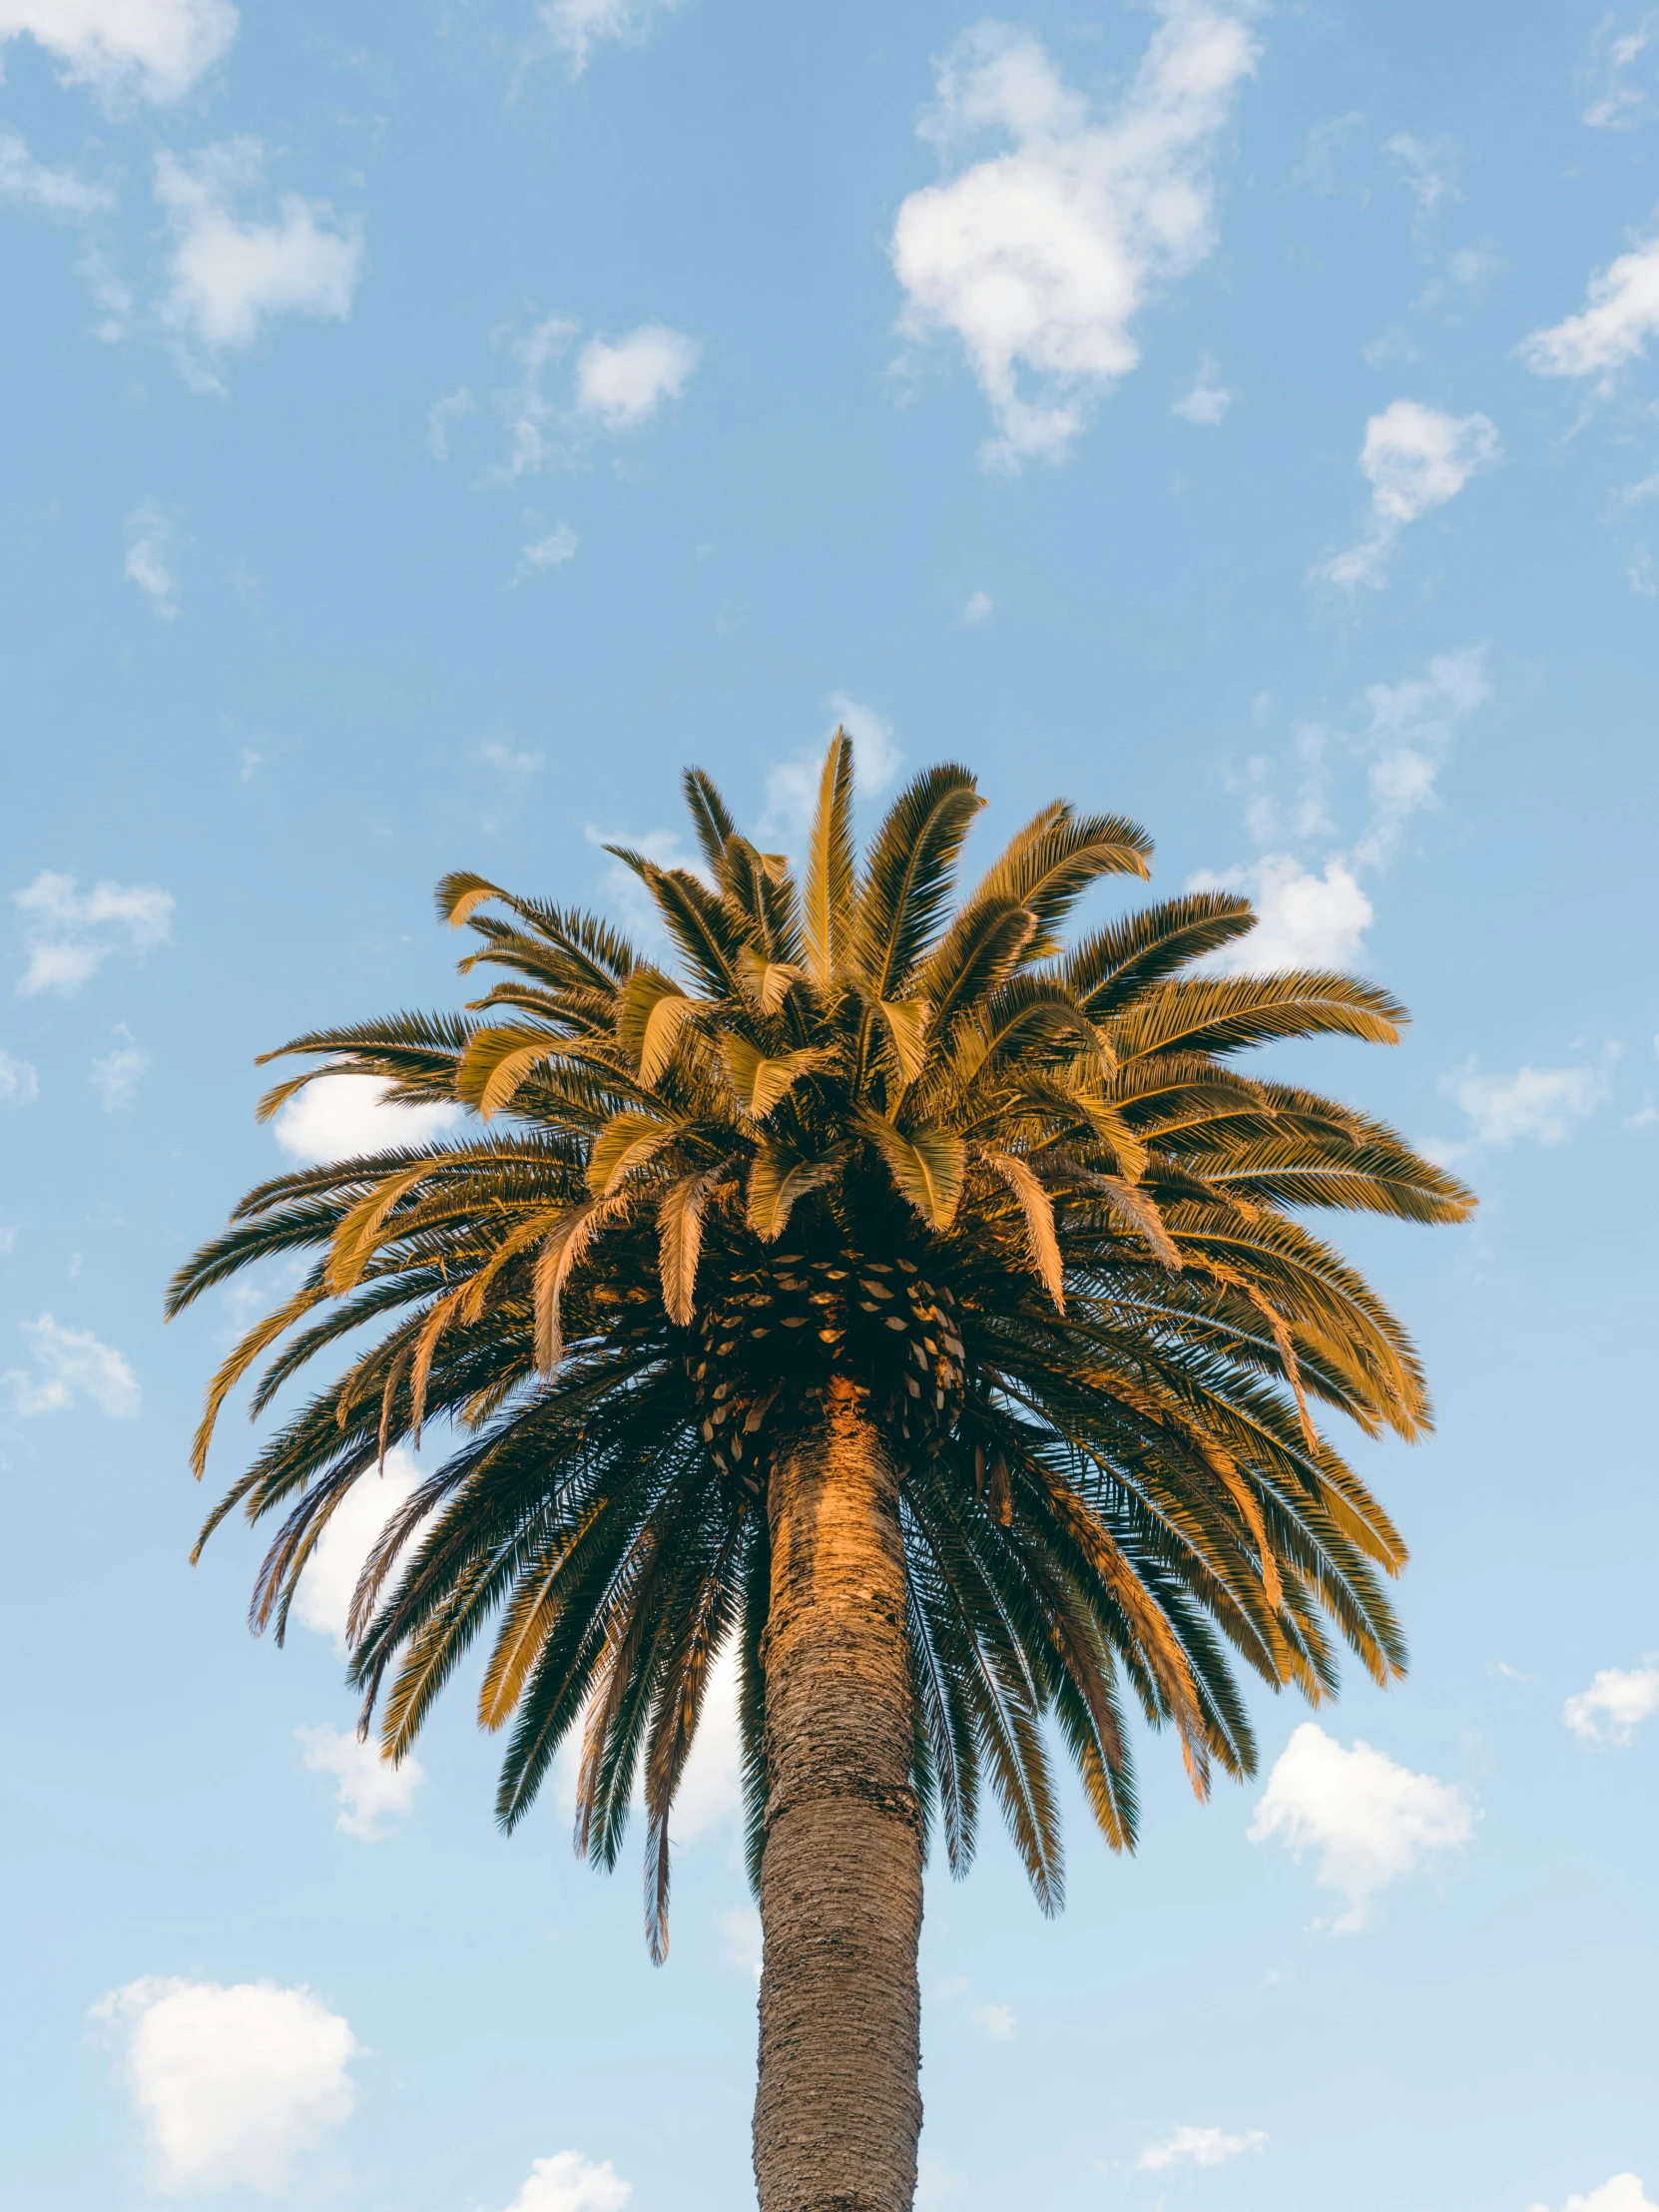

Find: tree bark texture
<box><xmin>753</xmin><ymin>1378</ymin><xmax>923</xmax><ymax>2212</ymax></box>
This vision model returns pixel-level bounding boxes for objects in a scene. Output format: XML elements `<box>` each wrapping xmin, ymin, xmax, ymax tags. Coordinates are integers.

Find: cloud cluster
<box><xmin>470</xmin><ymin>311</ymin><xmax>701</xmax><ymax>484</ymax></box>
<box><xmin>1196</xmin><ymin>646</ymin><xmax>1490</xmax><ymax>971</ymax></box>
<box><xmin>156</xmin><ymin>140</ymin><xmax>364</xmax><ymax>374</ymax></box>
<box><xmin>1317</xmin><ymin>400</ymin><xmax>1500</xmax><ymax>590</ymax></box>
<box><xmin>94</xmin><ymin>1976</ymin><xmax>356</xmax><ymax>2192</ymax></box>
<box><xmin>3</xmin><ymin>1312</ymin><xmax>140</xmax><ymax>1417</ymax></box>
<box><xmin>14</xmin><ymin>868</ymin><xmax>174</xmax><ymax>995</ymax></box>
<box><xmin>296</xmin><ymin>1724</ymin><xmax>423</xmax><ymax>1841</ymax></box>
<box><xmin>273</xmin><ymin>1075</ymin><xmax>462</xmax><ymax>1166</ymax></box>
<box><xmin>890</xmin><ymin>4</ymin><xmax>1260</xmax><ymax>467</ymax></box>
<box><xmin>0</xmin><ymin>0</ymin><xmax>237</xmax><ymax>104</ymax></box>
<box><xmin>1520</xmin><ymin>238</ymin><xmax>1659</xmax><ymax>384</ymax></box>
<box><xmin>540</xmin><ymin>0</ymin><xmax>681</xmax><ymax>79</ymax></box>
<box><xmin>1563</xmin><ymin>1666</ymin><xmax>1659</xmax><ymax>1748</ymax></box>
<box><xmin>1249</xmin><ymin>1723</ymin><xmax>1473</xmax><ymax>1932</ymax></box>
<box><xmin>1137</xmin><ymin>2125</ymin><xmax>1267</xmax><ymax>2172</ymax></box>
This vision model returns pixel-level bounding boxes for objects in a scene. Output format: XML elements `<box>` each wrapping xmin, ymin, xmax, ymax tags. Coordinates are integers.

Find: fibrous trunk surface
<box><xmin>754</xmin><ymin>1379</ymin><xmax>923</xmax><ymax>2212</ymax></box>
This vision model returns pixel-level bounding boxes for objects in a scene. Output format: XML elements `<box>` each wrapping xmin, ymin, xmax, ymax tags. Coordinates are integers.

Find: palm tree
<box><xmin>171</xmin><ymin>735</ymin><xmax>1471</xmax><ymax>2212</ymax></box>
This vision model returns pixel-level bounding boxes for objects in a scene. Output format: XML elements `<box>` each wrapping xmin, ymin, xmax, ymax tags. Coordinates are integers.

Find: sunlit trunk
<box><xmin>752</xmin><ymin>1377</ymin><xmax>923</xmax><ymax>2212</ymax></box>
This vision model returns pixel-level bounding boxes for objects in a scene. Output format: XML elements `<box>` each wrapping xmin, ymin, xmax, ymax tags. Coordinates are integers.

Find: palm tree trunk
<box><xmin>753</xmin><ymin>1376</ymin><xmax>923</xmax><ymax>2212</ymax></box>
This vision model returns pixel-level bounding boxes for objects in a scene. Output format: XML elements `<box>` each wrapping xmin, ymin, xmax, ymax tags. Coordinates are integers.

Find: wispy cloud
<box><xmin>125</xmin><ymin>505</ymin><xmax>180</xmax><ymax>619</ymax></box>
<box><xmin>1194</xmin><ymin>647</ymin><xmax>1490</xmax><ymax>970</ymax></box>
<box><xmin>1579</xmin><ymin>14</ymin><xmax>1659</xmax><ymax>129</ymax></box>
<box><xmin>0</xmin><ymin>126</ymin><xmax>113</xmax><ymax>216</ymax></box>
<box><xmin>3</xmin><ymin>1313</ymin><xmax>141</xmax><ymax>1418</ymax></box>
<box><xmin>1173</xmin><ymin>354</ymin><xmax>1232</xmax><ymax>424</ymax></box>
<box><xmin>90</xmin><ymin>1027</ymin><xmax>149</xmax><ymax>1110</ymax></box>
<box><xmin>958</xmin><ymin>589</ymin><xmax>994</xmax><ymax>625</ymax></box>
<box><xmin>13</xmin><ymin>868</ymin><xmax>174</xmax><ymax>996</ymax></box>
<box><xmin>890</xmin><ymin>4</ymin><xmax>1260</xmax><ymax>468</ymax></box>
<box><xmin>1433</xmin><ymin>1059</ymin><xmax>1612</xmax><ymax>1157</ymax></box>
<box><xmin>1314</xmin><ymin>400</ymin><xmax>1500</xmax><ymax>590</ymax></box>
<box><xmin>0</xmin><ymin>1048</ymin><xmax>39</xmax><ymax>1106</ymax></box>
<box><xmin>539</xmin><ymin>0</ymin><xmax>683</xmax><ymax>80</ymax></box>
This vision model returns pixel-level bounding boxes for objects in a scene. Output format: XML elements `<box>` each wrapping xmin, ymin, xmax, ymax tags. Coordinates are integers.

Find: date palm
<box><xmin>171</xmin><ymin>735</ymin><xmax>1471</xmax><ymax>2212</ymax></box>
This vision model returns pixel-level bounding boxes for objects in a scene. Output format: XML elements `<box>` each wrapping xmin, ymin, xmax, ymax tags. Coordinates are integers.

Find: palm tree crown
<box><xmin>172</xmin><ymin>735</ymin><xmax>1471</xmax><ymax>1960</ymax></box>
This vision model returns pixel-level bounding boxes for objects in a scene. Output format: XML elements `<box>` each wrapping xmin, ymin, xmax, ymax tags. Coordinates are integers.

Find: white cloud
<box><xmin>488</xmin><ymin>314</ymin><xmax>698</xmax><ymax>478</ymax></box>
<box><xmin>575</xmin><ymin>323</ymin><xmax>700</xmax><ymax>430</ymax></box>
<box><xmin>1531</xmin><ymin>2181</ymin><xmax>1659</xmax><ymax>2212</ymax></box>
<box><xmin>958</xmin><ymin>589</ymin><xmax>994</xmax><ymax>624</ymax></box>
<box><xmin>93</xmin><ymin>1976</ymin><xmax>355</xmax><ymax>2193</ymax></box>
<box><xmin>1173</xmin><ymin>353</ymin><xmax>1232</xmax><ymax>423</ymax></box>
<box><xmin>426</xmin><ymin>383</ymin><xmax>475</xmax><ymax>460</ymax></box>
<box><xmin>1317</xmin><ymin>400</ymin><xmax>1500</xmax><ymax>589</ymax></box>
<box><xmin>0</xmin><ymin>0</ymin><xmax>236</xmax><ymax>103</ymax></box>
<box><xmin>1442</xmin><ymin>1062</ymin><xmax>1609</xmax><ymax>1150</ymax></box>
<box><xmin>155</xmin><ymin>140</ymin><xmax>364</xmax><ymax>369</ymax></box>
<box><xmin>1138</xmin><ymin>2125</ymin><xmax>1267</xmax><ymax>2172</ymax></box>
<box><xmin>890</xmin><ymin>5</ymin><xmax>1260</xmax><ymax>468</ymax></box>
<box><xmin>3</xmin><ymin>1312</ymin><xmax>141</xmax><ymax>1417</ymax></box>
<box><xmin>0</xmin><ymin>124</ymin><xmax>112</xmax><ymax>214</ymax></box>
<box><xmin>1520</xmin><ymin>237</ymin><xmax>1659</xmax><ymax>383</ymax></box>
<box><xmin>494</xmin><ymin>312</ymin><xmax>581</xmax><ymax>480</ymax></box>
<box><xmin>1197</xmin><ymin>645</ymin><xmax>1490</xmax><ymax>972</ymax></box>
<box><xmin>1250</xmin><ymin>1723</ymin><xmax>1473</xmax><ymax>1933</ymax></box>
<box><xmin>0</xmin><ymin>1047</ymin><xmax>38</xmax><ymax>1105</ymax></box>
<box><xmin>14</xmin><ymin>867</ymin><xmax>174</xmax><ymax>996</ymax></box>
<box><xmin>762</xmin><ymin>693</ymin><xmax>903</xmax><ymax>849</ymax></box>
<box><xmin>515</xmin><ymin>524</ymin><xmax>579</xmax><ymax>582</ymax></box>
<box><xmin>501</xmin><ymin>2151</ymin><xmax>631</xmax><ymax>2212</ymax></box>
<box><xmin>296</xmin><ymin>1724</ymin><xmax>422</xmax><ymax>1841</ymax></box>
<box><xmin>1351</xmin><ymin>647</ymin><xmax>1492</xmax><ymax>866</ymax></box>
<box><xmin>291</xmin><ymin>1448</ymin><xmax>425</xmax><ymax>1650</ymax></box>
<box><xmin>1581</xmin><ymin>14</ymin><xmax>1658</xmax><ymax>128</ymax></box>
<box><xmin>969</xmin><ymin>2001</ymin><xmax>1015</xmax><ymax>2041</ymax></box>
<box><xmin>1563</xmin><ymin>1666</ymin><xmax>1659</xmax><ymax>1748</ymax></box>
<box><xmin>125</xmin><ymin>504</ymin><xmax>180</xmax><ymax>619</ymax></box>
<box><xmin>1201</xmin><ymin>854</ymin><xmax>1373</xmax><ymax>972</ymax></box>
<box><xmin>540</xmin><ymin>0</ymin><xmax>681</xmax><ymax>78</ymax></box>
<box><xmin>91</xmin><ymin>1028</ymin><xmax>148</xmax><ymax>1109</ymax></box>
<box><xmin>273</xmin><ymin>1075</ymin><xmax>462</xmax><ymax>1166</ymax></box>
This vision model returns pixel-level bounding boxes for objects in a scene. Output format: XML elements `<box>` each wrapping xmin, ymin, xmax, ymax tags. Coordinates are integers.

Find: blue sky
<box><xmin>2</xmin><ymin>2</ymin><xmax>1657</xmax><ymax>2208</ymax></box>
